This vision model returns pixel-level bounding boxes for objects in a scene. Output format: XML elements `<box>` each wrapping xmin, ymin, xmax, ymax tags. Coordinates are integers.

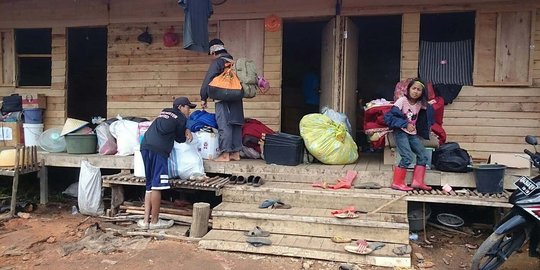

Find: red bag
<box><xmin>163</xmin><ymin>26</ymin><xmax>179</xmax><ymax>47</ymax></box>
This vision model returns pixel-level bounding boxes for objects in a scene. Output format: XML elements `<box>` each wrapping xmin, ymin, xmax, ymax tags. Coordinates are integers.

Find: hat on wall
<box><xmin>61</xmin><ymin>118</ymin><xmax>89</xmax><ymax>136</ymax></box>
<box><xmin>173</xmin><ymin>97</ymin><xmax>196</xmax><ymax>109</ymax></box>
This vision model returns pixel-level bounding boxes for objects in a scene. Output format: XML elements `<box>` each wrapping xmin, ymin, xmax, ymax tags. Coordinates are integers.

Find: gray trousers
<box><xmin>215</xmin><ymin>102</ymin><xmax>243</xmax><ymax>153</ymax></box>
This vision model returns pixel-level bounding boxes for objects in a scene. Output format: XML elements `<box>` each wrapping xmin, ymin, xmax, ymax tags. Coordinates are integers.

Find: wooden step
<box><xmin>212</xmin><ymin>202</ymin><xmax>409</xmax><ymax>244</ymax></box>
<box><xmin>199</xmin><ymin>229</ymin><xmax>411</xmax><ymax>268</ymax></box>
<box><xmin>222</xmin><ymin>182</ymin><xmax>408</xmax><ymax>214</ymax></box>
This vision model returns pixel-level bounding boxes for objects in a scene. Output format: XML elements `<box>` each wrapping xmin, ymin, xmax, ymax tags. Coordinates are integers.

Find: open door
<box><xmin>340</xmin><ymin>17</ymin><xmax>359</xmax><ymax>136</ymax></box>
<box><xmin>320</xmin><ymin>18</ymin><xmax>338</xmax><ymax>111</ymax></box>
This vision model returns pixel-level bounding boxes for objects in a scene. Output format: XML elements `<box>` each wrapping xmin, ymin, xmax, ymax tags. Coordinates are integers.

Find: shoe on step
<box><xmin>149</xmin><ymin>219</ymin><xmax>174</xmax><ymax>230</ymax></box>
<box><xmin>137</xmin><ymin>219</ymin><xmax>149</xmax><ymax>229</ymax></box>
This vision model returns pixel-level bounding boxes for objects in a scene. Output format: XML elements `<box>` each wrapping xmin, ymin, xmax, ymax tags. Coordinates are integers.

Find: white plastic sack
<box><xmin>109</xmin><ymin>118</ymin><xmax>139</xmax><ymax>156</ymax></box>
<box><xmin>96</xmin><ymin>122</ymin><xmax>117</xmax><ymax>155</ymax></box>
<box><xmin>168</xmin><ymin>138</ymin><xmax>205</xmax><ymax>180</ymax></box>
<box><xmin>78</xmin><ymin>160</ymin><xmax>104</xmax><ymax>216</ymax></box>
<box><xmin>322</xmin><ymin>106</ymin><xmax>352</xmax><ymax>135</ymax></box>
<box><xmin>195</xmin><ymin>130</ymin><xmax>219</xmax><ymax>160</ymax></box>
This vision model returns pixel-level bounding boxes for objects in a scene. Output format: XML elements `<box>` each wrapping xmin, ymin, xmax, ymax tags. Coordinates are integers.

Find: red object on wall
<box><xmin>163</xmin><ymin>26</ymin><xmax>179</xmax><ymax>47</ymax></box>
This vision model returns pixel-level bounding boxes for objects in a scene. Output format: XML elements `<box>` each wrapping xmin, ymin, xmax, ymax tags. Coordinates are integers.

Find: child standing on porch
<box><xmin>384</xmin><ymin>79</ymin><xmax>433</xmax><ymax>191</ymax></box>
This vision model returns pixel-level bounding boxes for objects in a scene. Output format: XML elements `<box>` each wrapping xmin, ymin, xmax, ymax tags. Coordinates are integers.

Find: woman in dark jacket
<box><xmin>200</xmin><ymin>39</ymin><xmax>244</xmax><ymax>162</ymax></box>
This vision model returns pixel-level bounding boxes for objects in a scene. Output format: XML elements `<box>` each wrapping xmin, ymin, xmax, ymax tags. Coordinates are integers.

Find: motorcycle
<box><xmin>471</xmin><ymin>135</ymin><xmax>540</xmax><ymax>270</ymax></box>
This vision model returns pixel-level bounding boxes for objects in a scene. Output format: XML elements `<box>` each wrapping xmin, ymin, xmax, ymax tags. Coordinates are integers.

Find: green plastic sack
<box><xmin>299</xmin><ymin>113</ymin><xmax>358</xmax><ymax>165</ymax></box>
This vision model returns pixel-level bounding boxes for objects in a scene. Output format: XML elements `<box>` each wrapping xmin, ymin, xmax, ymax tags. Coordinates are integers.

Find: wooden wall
<box><xmin>400</xmin><ymin>13</ymin><xmax>420</xmax><ymax>80</ymax></box>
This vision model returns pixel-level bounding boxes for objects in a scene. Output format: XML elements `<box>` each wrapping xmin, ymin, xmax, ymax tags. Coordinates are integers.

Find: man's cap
<box><xmin>208</xmin><ymin>38</ymin><xmax>225</xmax><ymax>55</ymax></box>
<box><xmin>173</xmin><ymin>97</ymin><xmax>196</xmax><ymax>109</ymax></box>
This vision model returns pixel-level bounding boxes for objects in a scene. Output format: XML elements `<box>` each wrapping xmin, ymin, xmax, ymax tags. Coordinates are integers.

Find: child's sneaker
<box><xmin>149</xmin><ymin>219</ymin><xmax>174</xmax><ymax>230</ymax></box>
<box><xmin>137</xmin><ymin>219</ymin><xmax>149</xmax><ymax>229</ymax></box>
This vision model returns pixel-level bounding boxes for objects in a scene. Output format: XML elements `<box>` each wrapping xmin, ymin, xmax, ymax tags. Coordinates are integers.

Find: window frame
<box><xmin>14</xmin><ymin>28</ymin><xmax>52</xmax><ymax>88</ymax></box>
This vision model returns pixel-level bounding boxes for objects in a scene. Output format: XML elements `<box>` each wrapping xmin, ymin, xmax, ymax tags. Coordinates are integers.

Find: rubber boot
<box><xmin>411</xmin><ymin>165</ymin><xmax>432</xmax><ymax>191</ymax></box>
<box><xmin>391</xmin><ymin>166</ymin><xmax>412</xmax><ymax>191</ymax></box>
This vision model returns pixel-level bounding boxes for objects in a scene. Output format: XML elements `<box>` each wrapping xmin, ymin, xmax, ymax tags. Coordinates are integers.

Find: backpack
<box><xmin>432</xmin><ymin>142</ymin><xmax>472</xmax><ymax>172</ymax></box>
<box><xmin>223</xmin><ymin>57</ymin><xmax>259</xmax><ymax>98</ymax></box>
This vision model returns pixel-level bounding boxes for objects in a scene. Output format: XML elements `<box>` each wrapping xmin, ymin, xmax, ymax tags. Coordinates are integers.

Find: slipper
<box><xmin>244</xmin><ymin>226</ymin><xmax>270</xmax><ymax>237</ymax></box>
<box><xmin>344</xmin><ymin>240</ymin><xmax>373</xmax><ymax>255</ymax></box>
<box><xmin>271</xmin><ymin>201</ymin><xmax>292</xmax><ymax>209</ymax></box>
<box><xmin>253</xmin><ymin>176</ymin><xmax>263</xmax><ymax>187</ymax></box>
<box><xmin>236</xmin><ymin>176</ymin><xmax>246</xmax><ymax>185</ymax></box>
<box><xmin>312</xmin><ymin>182</ymin><xmax>328</xmax><ymax>189</ymax></box>
<box><xmin>354</xmin><ymin>182</ymin><xmax>382</xmax><ymax>189</ymax></box>
<box><xmin>246</xmin><ymin>237</ymin><xmax>272</xmax><ymax>247</ymax></box>
<box><xmin>338</xmin><ymin>263</ymin><xmax>355</xmax><ymax>270</ymax></box>
<box><xmin>330</xmin><ymin>206</ymin><xmax>356</xmax><ymax>215</ymax></box>
<box><xmin>368</xmin><ymin>242</ymin><xmax>385</xmax><ymax>251</ymax></box>
<box><xmin>247</xmin><ymin>175</ymin><xmax>255</xmax><ymax>186</ymax></box>
<box><xmin>229</xmin><ymin>175</ymin><xmax>237</xmax><ymax>185</ymax></box>
<box><xmin>259</xmin><ymin>199</ymin><xmax>279</xmax><ymax>209</ymax></box>
<box><xmin>328</xmin><ymin>181</ymin><xmax>352</xmax><ymax>190</ymax></box>
<box><xmin>328</xmin><ymin>170</ymin><xmax>358</xmax><ymax>190</ymax></box>
<box><xmin>392</xmin><ymin>245</ymin><xmax>412</xmax><ymax>255</ymax></box>
<box><xmin>331</xmin><ymin>236</ymin><xmax>352</xmax><ymax>243</ymax></box>
<box><xmin>333</xmin><ymin>212</ymin><xmax>360</xmax><ymax>219</ymax></box>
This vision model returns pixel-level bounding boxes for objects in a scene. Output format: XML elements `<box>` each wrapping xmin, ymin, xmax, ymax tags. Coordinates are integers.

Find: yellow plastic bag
<box><xmin>299</xmin><ymin>113</ymin><xmax>358</xmax><ymax>165</ymax></box>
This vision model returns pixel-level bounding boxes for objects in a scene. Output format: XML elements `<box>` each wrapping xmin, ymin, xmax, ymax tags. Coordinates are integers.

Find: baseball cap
<box><xmin>173</xmin><ymin>97</ymin><xmax>196</xmax><ymax>109</ymax></box>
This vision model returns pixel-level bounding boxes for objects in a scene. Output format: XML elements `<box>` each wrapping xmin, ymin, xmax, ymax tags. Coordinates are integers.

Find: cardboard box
<box><xmin>22</xmin><ymin>94</ymin><xmax>47</xmax><ymax>109</ymax></box>
<box><xmin>0</xmin><ymin>121</ymin><xmax>24</xmax><ymax>147</ymax></box>
<box><xmin>488</xmin><ymin>153</ymin><xmax>531</xmax><ymax>176</ymax></box>
<box><xmin>384</xmin><ymin>146</ymin><xmax>434</xmax><ymax>169</ymax></box>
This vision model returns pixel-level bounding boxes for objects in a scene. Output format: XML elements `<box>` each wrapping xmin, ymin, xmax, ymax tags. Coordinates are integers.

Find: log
<box><xmin>119</xmin><ymin>205</ymin><xmax>192</xmax><ymax>216</ymax></box>
<box><xmin>125</xmin><ymin>209</ymin><xmax>194</xmax><ymax>224</ymax></box>
<box><xmin>190</xmin><ymin>202</ymin><xmax>210</xmax><ymax>238</ymax></box>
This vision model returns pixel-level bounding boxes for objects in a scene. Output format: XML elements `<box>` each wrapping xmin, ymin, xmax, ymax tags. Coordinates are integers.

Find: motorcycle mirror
<box><xmin>525</xmin><ymin>135</ymin><xmax>538</xmax><ymax>146</ymax></box>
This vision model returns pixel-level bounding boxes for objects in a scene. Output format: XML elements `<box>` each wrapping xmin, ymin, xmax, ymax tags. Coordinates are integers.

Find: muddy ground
<box><xmin>0</xmin><ymin>203</ymin><xmax>539</xmax><ymax>270</ymax></box>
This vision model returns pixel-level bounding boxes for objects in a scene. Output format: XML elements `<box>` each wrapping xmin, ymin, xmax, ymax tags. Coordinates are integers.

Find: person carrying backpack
<box><xmin>200</xmin><ymin>39</ymin><xmax>244</xmax><ymax>162</ymax></box>
<box><xmin>384</xmin><ymin>78</ymin><xmax>434</xmax><ymax>191</ymax></box>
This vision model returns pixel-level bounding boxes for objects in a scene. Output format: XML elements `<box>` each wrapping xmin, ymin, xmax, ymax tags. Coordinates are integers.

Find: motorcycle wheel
<box><xmin>470</xmin><ymin>228</ymin><xmax>527</xmax><ymax>270</ymax></box>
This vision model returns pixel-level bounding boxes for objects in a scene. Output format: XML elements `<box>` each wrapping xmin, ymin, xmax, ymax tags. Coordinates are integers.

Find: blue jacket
<box><xmin>383</xmin><ymin>105</ymin><xmax>434</xmax><ymax>140</ymax></box>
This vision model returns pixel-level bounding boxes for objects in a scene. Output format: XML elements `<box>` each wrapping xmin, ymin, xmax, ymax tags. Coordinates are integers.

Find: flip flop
<box><xmin>253</xmin><ymin>176</ymin><xmax>264</xmax><ymax>187</ymax></box>
<box><xmin>368</xmin><ymin>242</ymin><xmax>386</xmax><ymax>251</ymax></box>
<box><xmin>392</xmin><ymin>245</ymin><xmax>412</xmax><ymax>255</ymax></box>
<box><xmin>271</xmin><ymin>201</ymin><xmax>292</xmax><ymax>209</ymax></box>
<box><xmin>330</xmin><ymin>206</ymin><xmax>356</xmax><ymax>215</ymax></box>
<box><xmin>229</xmin><ymin>175</ymin><xmax>237</xmax><ymax>185</ymax></box>
<box><xmin>312</xmin><ymin>182</ymin><xmax>328</xmax><ymax>189</ymax></box>
<box><xmin>259</xmin><ymin>199</ymin><xmax>279</xmax><ymax>209</ymax></box>
<box><xmin>246</xmin><ymin>237</ymin><xmax>272</xmax><ymax>247</ymax></box>
<box><xmin>247</xmin><ymin>175</ymin><xmax>255</xmax><ymax>186</ymax></box>
<box><xmin>333</xmin><ymin>212</ymin><xmax>360</xmax><ymax>219</ymax></box>
<box><xmin>354</xmin><ymin>182</ymin><xmax>382</xmax><ymax>189</ymax></box>
<box><xmin>244</xmin><ymin>226</ymin><xmax>270</xmax><ymax>237</ymax></box>
<box><xmin>344</xmin><ymin>240</ymin><xmax>373</xmax><ymax>255</ymax></box>
<box><xmin>331</xmin><ymin>236</ymin><xmax>352</xmax><ymax>243</ymax></box>
<box><xmin>236</xmin><ymin>176</ymin><xmax>246</xmax><ymax>185</ymax></box>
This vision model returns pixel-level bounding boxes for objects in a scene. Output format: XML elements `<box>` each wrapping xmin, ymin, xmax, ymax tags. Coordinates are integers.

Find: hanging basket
<box><xmin>265</xmin><ymin>15</ymin><xmax>281</xmax><ymax>32</ymax></box>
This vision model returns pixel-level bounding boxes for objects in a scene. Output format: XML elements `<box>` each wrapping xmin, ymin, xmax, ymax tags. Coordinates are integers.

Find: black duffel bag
<box><xmin>432</xmin><ymin>142</ymin><xmax>472</xmax><ymax>172</ymax></box>
<box><xmin>1</xmin><ymin>94</ymin><xmax>23</xmax><ymax>113</ymax></box>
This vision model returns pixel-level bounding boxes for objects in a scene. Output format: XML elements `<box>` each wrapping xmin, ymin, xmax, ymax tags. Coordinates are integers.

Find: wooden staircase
<box><xmin>199</xmin><ymin>175</ymin><xmax>412</xmax><ymax>268</ymax></box>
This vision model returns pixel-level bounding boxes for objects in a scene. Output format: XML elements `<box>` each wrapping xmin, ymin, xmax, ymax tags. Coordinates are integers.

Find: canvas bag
<box><xmin>231</xmin><ymin>58</ymin><xmax>259</xmax><ymax>98</ymax></box>
<box><xmin>208</xmin><ymin>61</ymin><xmax>244</xmax><ymax>101</ymax></box>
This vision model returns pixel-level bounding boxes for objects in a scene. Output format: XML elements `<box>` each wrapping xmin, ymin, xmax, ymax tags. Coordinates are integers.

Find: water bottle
<box><xmin>71</xmin><ymin>205</ymin><xmax>78</xmax><ymax>215</ymax></box>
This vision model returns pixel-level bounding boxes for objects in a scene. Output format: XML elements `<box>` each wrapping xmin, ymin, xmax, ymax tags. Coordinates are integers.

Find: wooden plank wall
<box><xmin>400</xmin><ymin>13</ymin><xmax>420</xmax><ymax>80</ymax></box>
<box><xmin>48</xmin><ymin>28</ymin><xmax>67</xmax><ymax>128</ymax></box>
<box><xmin>534</xmin><ymin>9</ymin><xmax>540</xmax><ymax>87</ymax></box>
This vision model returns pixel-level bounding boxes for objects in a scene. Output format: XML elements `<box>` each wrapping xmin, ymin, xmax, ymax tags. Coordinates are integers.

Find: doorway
<box><xmin>67</xmin><ymin>27</ymin><xmax>107</xmax><ymax>122</ymax></box>
<box><xmin>353</xmin><ymin>15</ymin><xmax>402</xmax><ymax>149</ymax></box>
<box><xmin>281</xmin><ymin>21</ymin><xmax>327</xmax><ymax>135</ymax></box>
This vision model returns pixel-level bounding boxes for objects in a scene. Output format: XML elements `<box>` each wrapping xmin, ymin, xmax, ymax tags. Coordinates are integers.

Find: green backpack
<box><xmin>223</xmin><ymin>57</ymin><xmax>259</xmax><ymax>98</ymax></box>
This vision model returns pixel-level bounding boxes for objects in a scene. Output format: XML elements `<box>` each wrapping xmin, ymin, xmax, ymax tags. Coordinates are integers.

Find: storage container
<box><xmin>65</xmin><ymin>134</ymin><xmax>97</xmax><ymax>154</ymax></box>
<box><xmin>474</xmin><ymin>164</ymin><xmax>506</xmax><ymax>194</ymax></box>
<box><xmin>264</xmin><ymin>132</ymin><xmax>304</xmax><ymax>166</ymax></box>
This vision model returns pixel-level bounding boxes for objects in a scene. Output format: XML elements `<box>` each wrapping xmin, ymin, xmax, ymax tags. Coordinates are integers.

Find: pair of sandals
<box><xmin>343</xmin><ymin>240</ymin><xmax>386</xmax><ymax>255</ymax></box>
<box><xmin>229</xmin><ymin>175</ymin><xmax>264</xmax><ymax>186</ymax></box>
<box><xmin>244</xmin><ymin>226</ymin><xmax>272</xmax><ymax>247</ymax></box>
<box><xmin>259</xmin><ymin>199</ymin><xmax>292</xmax><ymax>209</ymax></box>
<box><xmin>331</xmin><ymin>206</ymin><xmax>366</xmax><ymax>219</ymax></box>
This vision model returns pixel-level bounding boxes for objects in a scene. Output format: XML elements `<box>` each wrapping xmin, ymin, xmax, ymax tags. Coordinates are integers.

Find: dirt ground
<box><xmin>0</xmin><ymin>204</ymin><xmax>539</xmax><ymax>270</ymax></box>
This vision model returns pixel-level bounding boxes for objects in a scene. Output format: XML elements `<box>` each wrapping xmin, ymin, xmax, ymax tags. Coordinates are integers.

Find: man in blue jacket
<box><xmin>138</xmin><ymin>97</ymin><xmax>195</xmax><ymax>229</ymax></box>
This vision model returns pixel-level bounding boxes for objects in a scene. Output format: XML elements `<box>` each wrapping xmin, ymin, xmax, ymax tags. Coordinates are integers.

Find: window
<box><xmin>15</xmin><ymin>29</ymin><xmax>52</xmax><ymax>86</ymax></box>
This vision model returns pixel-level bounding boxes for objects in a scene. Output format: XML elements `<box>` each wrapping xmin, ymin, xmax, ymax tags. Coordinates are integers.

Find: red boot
<box><xmin>391</xmin><ymin>166</ymin><xmax>412</xmax><ymax>191</ymax></box>
<box><xmin>411</xmin><ymin>165</ymin><xmax>432</xmax><ymax>191</ymax></box>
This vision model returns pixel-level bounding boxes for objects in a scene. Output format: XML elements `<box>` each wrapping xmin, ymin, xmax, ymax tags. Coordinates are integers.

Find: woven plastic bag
<box><xmin>299</xmin><ymin>113</ymin><xmax>358</xmax><ymax>165</ymax></box>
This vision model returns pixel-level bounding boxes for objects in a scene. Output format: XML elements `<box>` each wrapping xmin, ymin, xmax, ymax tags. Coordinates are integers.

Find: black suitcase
<box><xmin>264</xmin><ymin>132</ymin><xmax>304</xmax><ymax>166</ymax></box>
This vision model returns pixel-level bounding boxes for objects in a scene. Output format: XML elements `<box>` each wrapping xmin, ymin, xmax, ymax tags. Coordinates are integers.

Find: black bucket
<box><xmin>473</xmin><ymin>164</ymin><xmax>506</xmax><ymax>194</ymax></box>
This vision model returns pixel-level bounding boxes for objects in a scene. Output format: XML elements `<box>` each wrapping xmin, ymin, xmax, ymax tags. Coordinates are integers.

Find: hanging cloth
<box><xmin>419</xmin><ymin>39</ymin><xmax>473</xmax><ymax>86</ymax></box>
<box><xmin>178</xmin><ymin>0</ymin><xmax>213</xmax><ymax>53</ymax></box>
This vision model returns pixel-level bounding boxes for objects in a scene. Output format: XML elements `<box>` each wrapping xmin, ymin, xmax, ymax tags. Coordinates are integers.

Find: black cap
<box><xmin>173</xmin><ymin>97</ymin><xmax>196</xmax><ymax>109</ymax></box>
<box><xmin>208</xmin><ymin>38</ymin><xmax>224</xmax><ymax>55</ymax></box>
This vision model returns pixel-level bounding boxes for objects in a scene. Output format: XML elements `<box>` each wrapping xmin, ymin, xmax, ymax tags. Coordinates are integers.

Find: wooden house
<box><xmin>1</xmin><ymin>0</ymin><xmax>540</xmax><ymax>159</ymax></box>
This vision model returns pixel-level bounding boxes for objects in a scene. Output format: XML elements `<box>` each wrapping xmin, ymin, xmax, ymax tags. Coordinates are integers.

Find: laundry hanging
<box><xmin>419</xmin><ymin>39</ymin><xmax>473</xmax><ymax>86</ymax></box>
<box><xmin>178</xmin><ymin>0</ymin><xmax>213</xmax><ymax>53</ymax></box>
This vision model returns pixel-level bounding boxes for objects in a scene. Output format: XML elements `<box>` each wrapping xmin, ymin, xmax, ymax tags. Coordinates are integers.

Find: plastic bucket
<box><xmin>23</xmin><ymin>123</ymin><xmax>44</xmax><ymax>146</ymax></box>
<box><xmin>408</xmin><ymin>202</ymin><xmax>431</xmax><ymax>232</ymax></box>
<box><xmin>23</xmin><ymin>108</ymin><xmax>43</xmax><ymax>124</ymax></box>
<box><xmin>474</xmin><ymin>164</ymin><xmax>506</xmax><ymax>194</ymax></box>
<box><xmin>65</xmin><ymin>134</ymin><xmax>97</xmax><ymax>154</ymax></box>
<box><xmin>133</xmin><ymin>145</ymin><xmax>145</xmax><ymax>177</ymax></box>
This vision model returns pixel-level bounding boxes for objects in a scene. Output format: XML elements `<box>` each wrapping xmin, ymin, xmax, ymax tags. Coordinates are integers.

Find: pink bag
<box><xmin>257</xmin><ymin>76</ymin><xmax>270</xmax><ymax>94</ymax></box>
